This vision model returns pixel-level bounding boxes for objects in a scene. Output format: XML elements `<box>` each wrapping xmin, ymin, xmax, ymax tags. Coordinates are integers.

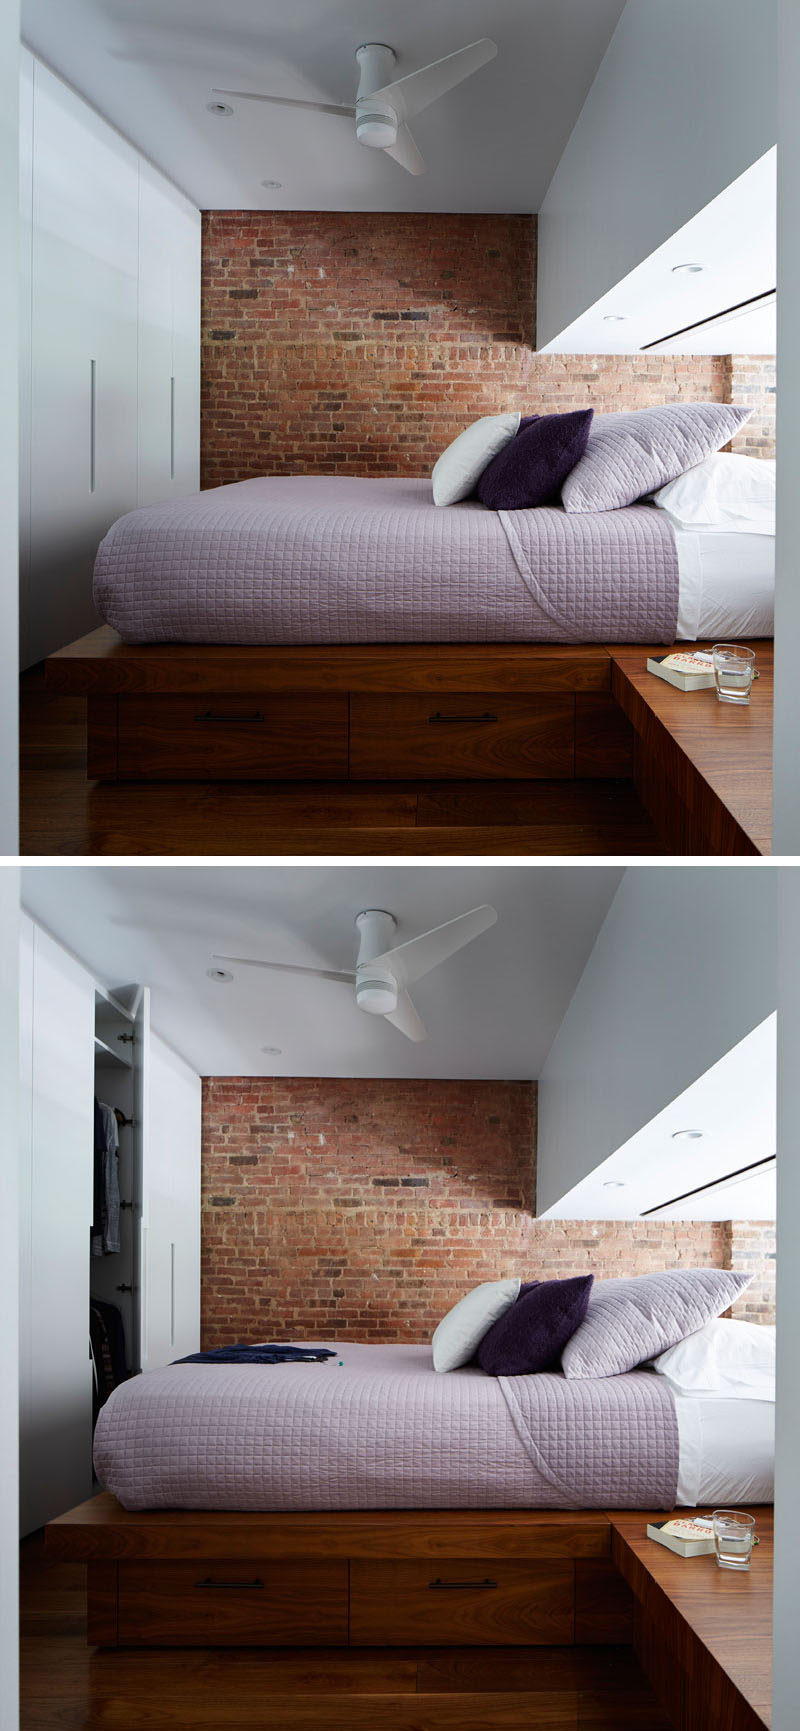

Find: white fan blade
<box><xmin>212</xmin><ymin>88</ymin><xmax>355</xmax><ymax>117</ymax></box>
<box><xmin>383</xmin><ymin>990</ymin><xmax>427</xmax><ymax>1042</ymax></box>
<box><xmin>369</xmin><ymin>905</ymin><xmax>497</xmax><ymax>989</ymax></box>
<box><xmin>212</xmin><ymin>954</ymin><xmax>355</xmax><ymax>984</ymax></box>
<box><xmin>383</xmin><ymin>123</ymin><xmax>426</xmax><ymax>176</ymax></box>
<box><xmin>370</xmin><ymin>39</ymin><xmax>497</xmax><ymax>123</ymax></box>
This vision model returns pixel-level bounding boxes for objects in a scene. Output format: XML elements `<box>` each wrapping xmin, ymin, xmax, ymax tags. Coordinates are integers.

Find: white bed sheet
<box><xmin>674</xmin><ymin>1392</ymin><xmax>775</xmax><ymax>1505</ymax></box>
<box><xmin>672</xmin><ymin>521</ymin><xmax>775</xmax><ymax>640</ymax></box>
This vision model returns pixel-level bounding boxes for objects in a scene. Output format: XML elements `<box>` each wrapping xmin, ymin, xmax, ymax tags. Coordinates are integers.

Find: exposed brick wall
<box><xmin>201</xmin><ymin>1078</ymin><xmax>775</xmax><ymax>1347</ymax></box>
<box><xmin>728</xmin><ymin>356</ymin><xmax>776</xmax><ymax>458</ymax></box>
<box><xmin>201</xmin><ymin>212</ymin><xmax>775</xmax><ymax>486</ymax></box>
<box><xmin>727</xmin><ymin>1221</ymin><xmax>776</xmax><ymax>1323</ymax></box>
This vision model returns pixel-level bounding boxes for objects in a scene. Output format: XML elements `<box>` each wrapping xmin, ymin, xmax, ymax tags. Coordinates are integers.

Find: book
<box><xmin>646</xmin><ymin>651</ymin><xmax>716</xmax><ymax>691</ymax></box>
<box><xmin>646</xmin><ymin>1517</ymin><xmax>716</xmax><ymax>1557</ymax></box>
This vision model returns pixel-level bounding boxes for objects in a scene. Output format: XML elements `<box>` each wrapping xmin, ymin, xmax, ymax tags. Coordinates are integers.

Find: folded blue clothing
<box><xmin>174</xmin><ymin>1343</ymin><xmax>337</xmax><ymax>1366</ymax></box>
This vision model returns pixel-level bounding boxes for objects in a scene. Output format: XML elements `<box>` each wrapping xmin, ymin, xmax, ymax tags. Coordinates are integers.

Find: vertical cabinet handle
<box><xmin>170</xmin><ymin>1241</ymin><xmax>176</xmax><ymax>1349</ymax></box>
<box><xmin>170</xmin><ymin>375</ymin><xmax>175</xmax><ymax>481</ymax></box>
<box><xmin>89</xmin><ymin>359</ymin><xmax>96</xmax><ymax>493</ymax></box>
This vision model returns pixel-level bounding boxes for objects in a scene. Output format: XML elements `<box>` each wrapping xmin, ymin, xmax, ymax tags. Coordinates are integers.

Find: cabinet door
<box><xmin>25</xmin><ymin>61</ymin><xmax>139</xmax><ymax>664</ymax></box>
<box><xmin>20</xmin><ymin>922</ymin><xmax>95</xmax><ymax>1533</ymax></box>
<box><xmin>142</xmin><ymin>1033</ymin><xmax>201</xmax><ymax>1370</ymax></box>
<box><xmin>138</xmin><ymin>163</ymin><xmax>200</xmax><ymax>506</ymax></box>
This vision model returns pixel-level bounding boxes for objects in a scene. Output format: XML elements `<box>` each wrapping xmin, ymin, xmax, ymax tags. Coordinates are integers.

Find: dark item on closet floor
<box><xmin>90</xmin><ymin>1300</ymin><xmax>129</xmax><ymax>1422</ymax></box>
<box><xmin>175</xmin><ymin>1345</ymin><xmax>338</xmax><ymax>1366</ymax></box>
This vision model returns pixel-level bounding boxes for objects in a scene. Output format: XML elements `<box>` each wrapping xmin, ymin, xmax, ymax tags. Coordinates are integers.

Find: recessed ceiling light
<box><xmin>206</xmin><ymin>967</ymin><xmax>233</xmax><ymax>983</ymax></box>
<box><xmin>672</xmin><ymin>262</ymin><xmax>706</xmax><ymax>275</ymax></box>
<box><xmin>261</xmin><ymin>179</ymin><xmax>282</xmax><ymax>190</ymax></box>
<box><xmin>671</xmin><ymin>1128</ymin><xmax>704</xmax><ymax>1141</ymax></box>
<box><xmin>261</xmin><ymin>1045</ymin><xmax>282</xmax><ymax>1055</ymax></box>
<box><xmin>603</xmin><ymin>314</ymin><xmax>628</xmax><ymax>322</ymax></box>
<box><xmin>206</xmin><ymin>100</ymin><xmax>234</xmax><ymax>117</ymax></box>
<box><xmin>603</xmin><ymin>1180</ymin><xmax>626</xmax><ymax>1189</ymax></box>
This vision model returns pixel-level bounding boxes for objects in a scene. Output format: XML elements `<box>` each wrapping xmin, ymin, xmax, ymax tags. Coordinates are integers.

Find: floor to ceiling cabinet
<box><xmin>19</xmin><ymin>915</ymin><xmax>96</xmax><ymax>1535</ymax></box>
<box><xmin>19</xmin><ymin>916</ymin><xmax>201</xmax><ymax>1535</ymax></box>
<box><xmin>19</xmin><ymin>50</ymin><xmax>201</xmax><ymax>668</ymax></box>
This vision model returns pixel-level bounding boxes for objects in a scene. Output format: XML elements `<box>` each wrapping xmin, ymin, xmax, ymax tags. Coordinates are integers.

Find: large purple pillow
<box><xmin>477</xmin><ymin>410</ymin><xmax>594</xmax><ymax>510</ymax></box>
<box><xmin>560</xmin><ymin>1267</ymin><xmax>752</xmax><ymax>1380</ymax></box>
<box><xmin>561</xmin><ymin>401</ymin><xmax>753</xmax><ymax>513</ymax></box>
<box><xmin>477</xmin><ymin>1276</ymin><xmax>594</xmax><ymax>1376</ymax></box>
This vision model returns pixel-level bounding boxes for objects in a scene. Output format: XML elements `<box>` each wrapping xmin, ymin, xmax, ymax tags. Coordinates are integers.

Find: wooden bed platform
<box><xmin>45</xmin><ymin>1495</ymin><xmax>773</xmax><ymax>1730</ymax></box>
<box><xmin>44</xmin><ymin>629</ymin><xmax>773</xmax><ymax>854</ymax></box>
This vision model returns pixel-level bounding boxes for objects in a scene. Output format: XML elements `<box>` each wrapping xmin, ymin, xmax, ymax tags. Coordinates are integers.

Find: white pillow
<box><xmin>432</xmin><ymin>413</ymin><xmax>521</xmax><ymax>507</ymax></box>
<box><xmin>651</xmin><ymin>1317</ymin><xmax>775</xmax><ymax>1401</ymax></box>
<box><xmin>432</xmin><ymin>1278</ymin><xmax>521</xmax><ymax>1372</ymax></box>
<box><xmin>652</xmin><ymin>452</ymin><xmax>775</xmax><ymax>534</ymax></box>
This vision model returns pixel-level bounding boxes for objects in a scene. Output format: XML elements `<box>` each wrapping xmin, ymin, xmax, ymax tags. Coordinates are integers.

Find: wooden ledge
<box><xmin>609</xmin><ymin>642</ymin><xmax>773</xmax><ymax>855</ymax></box>
<box><xmin>46</xmin><ymin>1494</ymin><xmax>613</xmax><ymax>1561</ymax></box>
<box><xmin>45</xmin><ymin>629</ymin><xmax>613</xmax><ymax>695</ymax></box>
<box><xmin>611</xmin><ymin>1508</ymin><xmax>773</xmax><ymax>1731</ymax></box>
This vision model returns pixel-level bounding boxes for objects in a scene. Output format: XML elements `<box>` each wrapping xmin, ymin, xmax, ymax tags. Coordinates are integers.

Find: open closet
<box><xmin>19</xmin><ymin>914</ymin><xmax>201</xmax><ymax>1534</ymax></box>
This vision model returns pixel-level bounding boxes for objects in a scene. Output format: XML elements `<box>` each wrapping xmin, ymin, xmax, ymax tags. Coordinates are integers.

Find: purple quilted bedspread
<box><xmin>93</xmin><ymin>1342</ymin><xmax>679</xmax><ymax>1512</ymax></box>
<box><xmin>93</xmin><ymin>476</ymin><xmax>679</xmax><ymax>646</ymax></box>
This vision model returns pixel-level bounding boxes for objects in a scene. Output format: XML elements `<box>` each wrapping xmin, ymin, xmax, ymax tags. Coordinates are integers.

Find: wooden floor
<box><xmin>20</xmin><ymin>1533</ymin><xmax>672</xmax><ymax>1731</ymax></box>
<box><xmin>20</xmin><ymin>669</ymin><xmax>663</xmax><ymax>856</ymax></box>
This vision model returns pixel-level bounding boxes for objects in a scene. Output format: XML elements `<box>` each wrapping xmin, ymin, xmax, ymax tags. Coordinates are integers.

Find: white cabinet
<box><xmin>19</xmin><ymin>915</ymin><xmax>95</xmax><ymax>1534</ymax></box>
<box><xmin>24</xmin><ymin>60</ymin><xmax>140</xmax><ymax>665</ymax></box>
<box><xmin>142</xmin><ymin>1034</ymin><xmax>202</xmax><ymax>1370</ymax></box>
<box><xmin>19</xmin><ymin>918</ymin><xmax>202</xmax><ymax>1531</ymax></box>
<box><xmin>138</xmin><ymin>164</ymin><xmax>201</xmax><ymax>507</ymax></box>
<box><xmin>19</xmin><ymin>55</ymin><xmax>201</xmax><ymax>667</ymax></box>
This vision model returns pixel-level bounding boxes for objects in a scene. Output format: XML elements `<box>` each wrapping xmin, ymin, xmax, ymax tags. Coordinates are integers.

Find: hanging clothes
<box><xmin>91</xmin><ymin>1099</ymin><xmax>121</xmax><ymax>1256</ymax></box>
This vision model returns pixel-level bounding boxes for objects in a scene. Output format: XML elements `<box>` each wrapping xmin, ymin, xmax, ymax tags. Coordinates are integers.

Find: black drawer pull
<box><xmin>428</xmin><ymin>712</ymin><xmax>498</xmax><ymax>725</ymax></box>
<box><xmin>194</xmin><ymin>711</ymin><xmax>264</xmax><ymax>724</ymax></box>
<box><xmin>428</xmin><ymin>1578</ymin><xmax>498</xmax><ymax>1591</ymax></box>
<box><xmin>195</xmin><ymin>1577</ymin><xmax>265</xmax><ymax>1590</ymax></box>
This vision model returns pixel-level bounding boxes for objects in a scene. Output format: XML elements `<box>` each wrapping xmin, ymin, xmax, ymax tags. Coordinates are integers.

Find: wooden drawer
<box><xmin>117</xmin><ymin>1559</ymin><xmax>348</xmax><ymax>1646</ymax></box>
<box><xmin>115</xmin><ymin>694</ymin><xmax>348</xmax><ymax>780</ymax></box>
<box><xmin>349</xmin><ymin>1559</ymin><xmax>574</xmax><ymax>1646</ymax></box>
<box><xmin>349</xmin><ymin>694</ymin><xmax>575</xmax><ymax>780</ymax></box>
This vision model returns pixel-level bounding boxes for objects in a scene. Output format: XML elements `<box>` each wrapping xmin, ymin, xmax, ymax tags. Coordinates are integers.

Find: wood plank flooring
<box><xmin>21</xmin><ymin>1535</ymin><xmax>672</xmax><ymax>1731</ymax></box>
<box><xmin>19</xmin><ymin>670</ymin><xmax>663</xmax><ymax>856</ymax></box>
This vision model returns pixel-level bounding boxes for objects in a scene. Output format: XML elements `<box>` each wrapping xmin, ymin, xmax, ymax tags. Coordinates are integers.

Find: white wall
<box><xmin>773</xmin><ymin>1</ymin><xmax>800</xmax><ymax>853</ymax></box>
<box><xmin>537</xmin><ymin>0</ymin><xmax>777</xmax><ymax>348</ymax></box>
<box><xmin>0</xmin><ymin>4</ymin><xmax>19</xmax><ymax>852</ymax></box>
<box><xmin>774</xmin><ymin>869</ymin><xmax>800</xmax><ymax>1728</ymax></box>
<box><xmin>0</xmin><ymin>867</ymin><xmax>19</xmax><ymax>1731</ymax></box>
<box><xmin>537</xmin><ymin>867</ymin><xmax>777</xmax><ymax>1214</ymax></box>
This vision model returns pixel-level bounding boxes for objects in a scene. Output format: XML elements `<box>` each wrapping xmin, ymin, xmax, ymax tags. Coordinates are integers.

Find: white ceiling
<box><xmin>20</xmin><ymin>0</ymin><xmax>626</xmax><ymax>212</ymax></box>
<box><xmin>541</xmin><ymin>149</ymin><xmax>777</xmax><ymax>354</ymax></box>
<box><xmin>542</xmin><ymin>1015</ymin><xmax>777</xmax><ymax>1221</ymax></box>
<box><xmin>20</xmin><ymin>864</ymin><xmax>622</xmax><ymax>1080</ymax></box>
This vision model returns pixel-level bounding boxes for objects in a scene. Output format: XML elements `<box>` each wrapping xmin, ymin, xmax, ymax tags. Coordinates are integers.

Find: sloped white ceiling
<box><xmin>20</xmin><ymin>0</ymin><xmax>626</xmax><ymax>211</ymax></box>
<box><xmin>20</xmin><ymin>864</ymin><xmax>622</xmax><ymax>1079</ymax></box>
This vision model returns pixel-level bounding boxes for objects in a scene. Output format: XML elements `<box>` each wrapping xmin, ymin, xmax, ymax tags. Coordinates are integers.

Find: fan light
<box><xmin>356</xmin><ymin>975</ymin><xmax>399</xmax><ymax>1016</ymax></box>
<box><xmin>355</xmin><ymin>101</ymin><xmax>398</xmax><ymax>149</ymax></box>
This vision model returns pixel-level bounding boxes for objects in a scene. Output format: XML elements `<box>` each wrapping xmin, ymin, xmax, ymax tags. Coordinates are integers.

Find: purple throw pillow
<box><xmin>477</xmin><ymin>1275</ymin><xmax>594</xmax><ymax>1376</ymax></box>
<box><xmin>477</xmin><ymin>410</ymin><xmax>594</xmax><ymax>510</ymax></box>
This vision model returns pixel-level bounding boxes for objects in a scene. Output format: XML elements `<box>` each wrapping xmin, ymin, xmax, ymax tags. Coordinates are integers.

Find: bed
<box><xmin>91</xmin><ymin>475</ymin><xmax>775</xmax><ymax>649</ymax></box>
<box><xmin>47</xmin><ymin>1339</ymin><xmax>772</xmax><ymax>1650</ymax></box>
<box><xmin>93</xmin><ymin>1340</ymin><xmax>774</xmax><ymax>1514</ymax></box>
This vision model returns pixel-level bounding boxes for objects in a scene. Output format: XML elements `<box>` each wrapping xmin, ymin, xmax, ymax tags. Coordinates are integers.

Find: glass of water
<box><xmin>712</xmin><ymin>1509</ymin><xmax>755</xmax><ymax>1570</ymax></box>
<box><xmin>712</xmin><ymin>644</ymin><xmax>756</xmax><ymax>705</ymax></box>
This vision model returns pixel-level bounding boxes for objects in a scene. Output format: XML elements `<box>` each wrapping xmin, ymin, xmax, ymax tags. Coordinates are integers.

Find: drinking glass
<box><xmin>712</xmin><ymin>644</ymin><xmax>755</xmax><ymax>705</ymax></box>
<box><xmin>712</xmin><ymin>1509</ymin><xmax>755</xmax><ymax>1570</ymax></box>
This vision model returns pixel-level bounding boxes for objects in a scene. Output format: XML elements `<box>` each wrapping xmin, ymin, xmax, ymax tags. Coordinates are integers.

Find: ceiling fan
<box><xmin>212</xmin><ymin>904</ymin><xmax>498</xmax><ymax>1042</ymax></box>
<box><xmin>211</xmin><ymin>38</ymin><xmax>498</xmax><ymax>176</ymax></box>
